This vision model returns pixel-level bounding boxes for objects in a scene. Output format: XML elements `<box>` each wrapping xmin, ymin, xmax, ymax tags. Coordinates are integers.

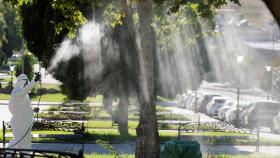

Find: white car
<box><xmin>188</xmin><ymin>92</ymin><xmax>204</xmax><ymax>111</ymax></box>
<box><xmin>197</xmin><ymin>93</ymin><xmax>220</xmax><ymax>113</ymax></box>
<box><xmin>244</xmin><ymin>100</ymin><xmax>280</xmax><ymax>128</ymax></box>
<box><xmin>206</xmin><ymin>96</ymin><xmax>230</xmax><ymax>116</ymax></box>
<box><xmin>225</xmin><ymin>101</ymin><xmax>251</xmax><ymax>124</ymax></box>
<box><xmin>218</xmin><ymin>100</ymin><xmax>235</xmax><ymax>120</ymax></box>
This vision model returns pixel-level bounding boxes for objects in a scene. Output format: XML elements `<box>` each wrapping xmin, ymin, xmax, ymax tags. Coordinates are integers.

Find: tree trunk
<box><xmin>102</xmin><ymin>91</ymin><xmax>113</xmax><ymax>116</ymax></box>
<box><xmin>135</xmin><ymin>0</ymin><xmax>160</xmax><ymax>158</ymax></box>
<box><xmin>117</xmin><ymin>94</ymin><xmax>129</xmax><ymax>136</ymax></box>
<box><xmin>263</xmin><ymin>0</ymin><xmax>280</xmax><ymax>25</ymax></box>
<box><xmin>118</xmin><ymin>0</ymin><xmax>160</xmax><ymax>157</ymax></box>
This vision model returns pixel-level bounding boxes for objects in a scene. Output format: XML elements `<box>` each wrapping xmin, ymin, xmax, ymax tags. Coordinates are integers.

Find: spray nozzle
<box><xmin>34</xmin><ymin>72</ymin><xmax>42</xmax><ymax>82</ymax></box>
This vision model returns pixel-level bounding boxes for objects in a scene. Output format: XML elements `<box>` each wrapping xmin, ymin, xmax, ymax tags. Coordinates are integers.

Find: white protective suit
<box><xmin>7</xmin><ymin>74</ymin><xmax>37</xmax><ymax>149</ymax></box>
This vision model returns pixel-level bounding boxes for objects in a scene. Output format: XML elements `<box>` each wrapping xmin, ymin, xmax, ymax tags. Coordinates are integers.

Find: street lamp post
<box><xmin>9</xmin><ymin>64</ymin><xmax>15</xmax><ymax>93</ymax></box>
<box><xmin>265</xmin><ymin>64</ymin><xmax>273</xmax><ymax>100</ymax></box>
<box><xmin>236</xmin><ymin>54</ymin><xmax>243</xmax><ymax>126</ymax></box>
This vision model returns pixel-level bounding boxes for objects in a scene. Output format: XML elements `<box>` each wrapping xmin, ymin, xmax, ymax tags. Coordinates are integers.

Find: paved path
<box><xmin>1</xmin><ymin>143</ymin><xmax>280</xmax><ymax>156</ymax></box>
<box><xmin>167</xmin><ymin>107</ymin><xmax>219</xmax><ymax>123</ymax></box>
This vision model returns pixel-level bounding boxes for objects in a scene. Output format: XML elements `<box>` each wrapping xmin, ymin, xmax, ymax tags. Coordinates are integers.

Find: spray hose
<box><xmin>8</xmin><ymin>77</ymin><xmax>42</xmax><ymax>148</ymax></box>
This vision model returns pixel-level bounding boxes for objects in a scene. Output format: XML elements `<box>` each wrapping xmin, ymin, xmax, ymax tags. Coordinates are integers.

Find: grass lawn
<box><xmin>86</xmin><ymin>95</ymin><xmax>103</xmax><ymax>103</ymax></box>
<box><xmin>87</xmin><ymin>121</ymin><xmax>138</xmax><ymax>129</ymax></box>
<box><xmin>0</xmin><ymin>94</ymin><xmax>10</xmax><ymax>100</ymax></box>
<box><xmin>35</xmin><ymin>83</ymin><xmax>61</xmax><ymax>90</ymax></box>
<box><xmin>0</xmin><ymin>77</ymin><xmax>12</xmax><ymax>82</ymax></box>
<box><xmin>157</xmin><ymin>95</ymin><xmax>173</xmax><ymax>102</ymax></box>
<box><xmin>31</xmin><ymin>93</ymin><xmax>66</xmax><ymax>102</ymax></box>
<box><xmin>0</xmin><ymin>93</ymin><xmax>103</xmax><ymax>102</ymax></box>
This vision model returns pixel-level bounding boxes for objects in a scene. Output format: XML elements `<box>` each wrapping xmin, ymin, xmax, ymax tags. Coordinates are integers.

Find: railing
<box><xmin>177</xmin><ymin>121</ymin><xmax>253</xmax><ymax>139</ymax></box>
<box><xmin>0</xmin><ymin>148</ymin><xmax>83</xmax><ymax>158</ymax></box>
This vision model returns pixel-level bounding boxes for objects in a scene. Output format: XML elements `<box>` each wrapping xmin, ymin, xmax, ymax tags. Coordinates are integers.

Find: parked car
<box><xmin>243</xmin><ymin>101</ymin><xmax>280</xmax><ymax>128</ymax></box>
<box><xmin>218</xmin><ymin>100</ymin><xmax>236</xmax><ymax>120</ymax></box>
<box><xmin>185</xmin><ymin>92</ymin><xmax>196</xmax><ymax>109</ymax></box>
<box><xmin>188</xmin><ymin>91</ymin><xmax>204</xmax><ymax>111</ymax></box>
<box><xmin>206</xmin><ymin>96</ymin><xmax>230</xmax><ymax>116</ymax></box>
<box><xmin>272</xmin><ymin>111</ymin><xmax>280</xmax><ymax>133</ymax></box>
<box><xmin>225</xmin><ymin>101</ymin><xmax>251</xmax><ymax>124</ymax></box>
<box><xmin>197</xmin><ymin>93</ymin><xmax>220</xmax><ymax>113</ymax></box>
<box><xmin>177</xmin><ymin>92</ymin><xmax>191</xmax><ymax>108</ymax></box>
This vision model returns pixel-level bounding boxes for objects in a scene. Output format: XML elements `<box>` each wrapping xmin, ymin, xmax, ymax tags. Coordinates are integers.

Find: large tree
<box><xmin>263</xmin><ymin>0</ymin><xmax>280</xmax><ymax>25</ymax></box>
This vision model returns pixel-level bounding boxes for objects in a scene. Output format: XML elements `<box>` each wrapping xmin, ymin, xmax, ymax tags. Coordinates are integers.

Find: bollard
<box><xmin>2</xmin><ymin>121</ymin><xmax>5</xmax><ymax>148</ymax></box>
<box><xmin>178</xmin><ymin>122</ymin><xmax>181</xmax><ymax>140</ymax></box>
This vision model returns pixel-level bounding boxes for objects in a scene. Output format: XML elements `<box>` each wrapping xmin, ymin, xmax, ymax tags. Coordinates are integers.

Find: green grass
<box><xmin>0</xmin><ymin>94</ymin><xmax>10</xmax><ymax>100</ymax></box>
<box><xmin>86</xmin><ymin>95</ymin><xmax>103</xmax><ymax>103</ymax></box>
<box><xmin>0</xmin><ymin>77</ymin><xmax>13</xmax><ymax>82</ymax></box>
<box><xmin>32</xmin><ymin>93</ymin><xmax>66</xmax><ymax>102</ymax></box>
<box><xmin>157</xmin><ymin>95</ymin><xmax>173</xmax><ymax>102</ymax></box>
<box><xmin>1</xmin><ymin>128</ymin><xmax>277</xmax><ymax>145</ymax></box>
<box><xmin>1</xmin><ymin>83</ymin><xmax>8</xmax><ymax>87</ymax></box>
<box><xmin>0</xmin><ymin>93</ymin><xmax>105</xmax><ymax>102</ymax></box>
<box><xmin>35</xmin><ymin>83</ymin><xmax>61</xmax><ymax>90</ymax></box>
<box><xmin>32</xmin><ymin>130</ymin><xmax>72</xmax><ymax>134</ymax></box>
<box><xmin>0</xmin><ymin>92</ymin><xmax>66</xmax><ymax>102</ymax></box>
<box><xmin>87</xmin><ymin>121</ymin><xmax>138</xmax><ymax>129</ymax></box>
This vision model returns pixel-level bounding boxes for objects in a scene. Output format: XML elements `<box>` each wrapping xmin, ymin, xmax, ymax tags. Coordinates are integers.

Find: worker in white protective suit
<box><xmin>7</xmin><ymin>73</ymin><xmax>41</xmax><ymax>149</ymax></box>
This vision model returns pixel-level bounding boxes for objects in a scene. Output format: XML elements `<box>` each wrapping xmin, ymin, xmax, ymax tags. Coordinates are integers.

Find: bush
<box><xmin>38</xmin><ymin>112</ymin><xmax>90</xmax><ymax>120</ymax></box>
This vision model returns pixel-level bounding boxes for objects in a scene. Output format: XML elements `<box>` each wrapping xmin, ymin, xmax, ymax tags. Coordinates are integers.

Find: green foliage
<box><xmin>2</xmin><ymin>1</ymin><xmax>23</xmax><ymax>59</ymax></box>
<box><xmin>154</xmin><ymin>0</ymin><xmax>240</xmax><ymax>16</ymax></box>
<box><xmin>53</xmin><ymin>55</ymin><xmax>90</xmax><ymax>101</ymax></box>
<box><xmin>18</xmin><ymin>0</ymin><xmax>93</xmax><ymax>67</ymax></box>
<box><xmin>0</xmin><ymin>51</ymin><xmax>5</xmax><ymax>66</ymax></box>
<box><xmin>15</xmin><ymin>53</ymin><xmax>35</xmax><ymax>80</ymax></box>
<box><xmin>20</xmin><ymin>0</ymin><xmax>67</xmax><ymax>67</ymax></box>
<box><xmin>103</xmin><ymin>3</ymin><xmax>124</xmax><ymax>28</ymax></box>
<box><xmin>51</xmin><ymin>0</ymin><xmax>87</xmax><ymax>38</ymax></box>
<box><xmin>0</xmin><ymin>1</ymin><xmax>7</xmax><ymax>48</ymax></box>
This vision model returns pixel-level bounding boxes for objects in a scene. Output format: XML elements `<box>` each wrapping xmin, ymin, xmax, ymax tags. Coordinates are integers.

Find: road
<box><xmin>199</xmin><ymin>84</ymin><xmax>267</xmax><ymax>102</ymax></box>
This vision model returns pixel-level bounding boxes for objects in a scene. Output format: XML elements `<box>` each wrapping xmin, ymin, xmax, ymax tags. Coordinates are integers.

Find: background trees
<box><xmin>15</xmin><ymin>53</ymin><xmax>35</xmax><ymax>80</ymax></box>
<box><xmin>0</xmin><ymin>0</ymin><xmax>22</xmax><ymax>66</ymax></box>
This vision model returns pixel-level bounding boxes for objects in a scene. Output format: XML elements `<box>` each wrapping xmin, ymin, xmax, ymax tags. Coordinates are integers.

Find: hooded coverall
<box><xmin>7</xmin><ymin>74</ymin><xmax>37</xmax><ymax>149</ymax></box>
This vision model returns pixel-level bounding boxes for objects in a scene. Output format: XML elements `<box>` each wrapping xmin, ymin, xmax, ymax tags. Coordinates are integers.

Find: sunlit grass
<box><xmin>0</xmin><ymin>77</ymin><xmax>12</xmax><ymax>82</ymax></box>
<box><xmin>0</xmin><ymin>92</ymin><xmax>66</xmax><ymax>102</ymax></box>
<box><xmin>87</xmin><ymin>121</ymin><xmax>138</xmax><ymax>129</ymax></box>
<box><xmin>0</xmin><ymin>93</ymin><xmax>103</xmax><ymax>103</ymax></box>
<box><xmin>86</xmin><ymin>95</ymin><xmax>103</xmax><ymax>103</ymax></box>
<box><xmin>32</xmin><ymin>93</ymin><xmax>67</xmax><ymax>102</ymax></box>
<box><xmin>35</xmin><ymin>83</ymin><xmax>61</xmax><ymax>90</ymax></box>
<box><xmin>0</xmin><ymin>94</ymin><xmax>10</xmax><ymax>100</ymax></box>
<box><xmin>157</xmin><ymin>95</ymin><xmax>173</xmax><ymax>101</ymax></box>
